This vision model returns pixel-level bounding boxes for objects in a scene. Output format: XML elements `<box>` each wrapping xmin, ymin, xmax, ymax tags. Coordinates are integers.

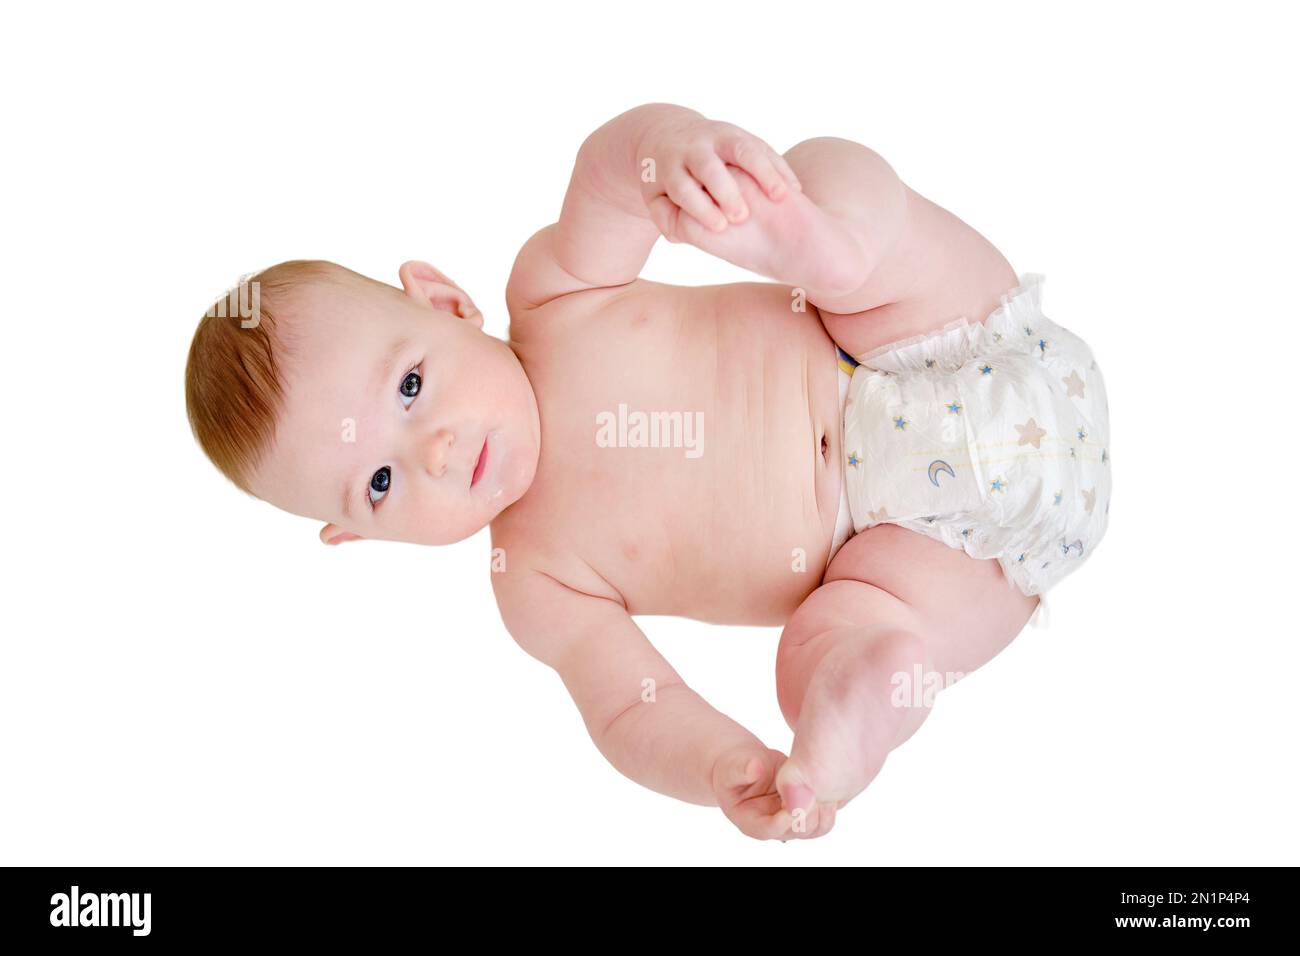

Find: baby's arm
<box><xmin>494</xmin><ymin>569</ymin><xmax>811</xmax><ymax>839</ymax></box>
<box><xmin>506</xmin><ymin>103</ymin><xmax>798</xmax><ymax>314</ymax></box>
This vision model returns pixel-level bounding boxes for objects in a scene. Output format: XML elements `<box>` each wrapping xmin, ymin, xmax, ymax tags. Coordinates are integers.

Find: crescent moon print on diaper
<box><xmin>927</xmin><ymin>459</ymin><xmax>956</xmax><ymax>487</ymax></box>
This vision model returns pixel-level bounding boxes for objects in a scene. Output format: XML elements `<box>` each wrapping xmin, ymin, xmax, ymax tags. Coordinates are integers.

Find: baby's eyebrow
<box><xmin>340</xmin><ymin>479</ymin><xmax>355</xmax><ymax>522</ymax></box>
<box><xmin>374</xmin><ymin>337</ymin><xmax>415</xmax><ymax>394</ymax></box>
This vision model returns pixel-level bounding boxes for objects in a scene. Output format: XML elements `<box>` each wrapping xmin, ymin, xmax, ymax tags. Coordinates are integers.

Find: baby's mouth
<box><xmin>470</xmin><ymin>436</ymin><xmax>489</xmax><ymax>487</ymax></box>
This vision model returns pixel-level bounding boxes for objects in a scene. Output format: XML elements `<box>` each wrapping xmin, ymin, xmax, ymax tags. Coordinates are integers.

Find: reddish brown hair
<box><xmin>185</xmin><ymin>260</ymin><xmax>367</xmax><ymax>493</ymax></box>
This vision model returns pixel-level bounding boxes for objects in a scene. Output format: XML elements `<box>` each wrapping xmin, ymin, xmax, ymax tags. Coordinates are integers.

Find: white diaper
<box><xmin>832</xmin><ymin>273</ymin><xmax>1110</xmax><ymax>601</ymax></box>
<box><xmin>829</xmin><ymin>351</ymin><xmax>858</xmax><ymax>559</ymax></box>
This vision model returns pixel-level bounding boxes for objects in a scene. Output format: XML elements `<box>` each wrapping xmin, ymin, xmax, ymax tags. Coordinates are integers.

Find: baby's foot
<box><xmin>662</xmin><ymin>166</ymin><xmax>869</xmax><ymax>300</ymax></box>
<box><xmin>776</xmin><ymin>633</ymin><xmax>924</xmax><ymax>813</ymax></box>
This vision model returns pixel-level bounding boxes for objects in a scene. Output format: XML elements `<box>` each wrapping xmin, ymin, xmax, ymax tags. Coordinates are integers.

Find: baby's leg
<box><xmin>774</xmin><ymin>523</ymin><xmax>1037</xmax><ymax>821</ymax></box>
<box><xmin>659</xmin><ymin>135</ymin><xmax>906</xmax><ymax>309</ymax></box>
<box><xmin>665</xmin><ymin>135</ymin><xmax>1020</xmax><ymax>357</ymax></box>
<box><xmin>781</xmin><ymin>137</ymin><xmax>1021</xmax><ymax>358</ymax></box>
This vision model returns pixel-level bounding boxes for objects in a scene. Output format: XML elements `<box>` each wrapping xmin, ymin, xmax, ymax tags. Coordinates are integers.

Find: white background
<box><xmin>2</xmin><ymin>1</ymin><xmax>1296</xmax><ymax>865</ymax></box>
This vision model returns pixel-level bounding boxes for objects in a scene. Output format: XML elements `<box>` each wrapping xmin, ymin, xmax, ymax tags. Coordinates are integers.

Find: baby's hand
<box><xmin>711</xmin><ymin>743</ymin><xmax>837</xmax><ymax>840</ymax></box>
<box><xmin>638</xmin><ymin>117</ymin><xmax>800</xmax><ymax>237</ymax></box>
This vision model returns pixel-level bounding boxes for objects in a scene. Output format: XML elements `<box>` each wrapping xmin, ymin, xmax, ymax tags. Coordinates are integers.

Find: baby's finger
<box><xmin>719</xmin><ymin>136</ymin><xmax>788</xmax><ymax>200</ymax></box>
<box><xmin>688</xmin><ymin>154</ymin><xmax>748</xmax><ymax>223</ymax></box>
<box><xmin>732</xmin><ymin>802</ymin><xmax>793</xmax><ymax>841</ymax></box>
<box><xmin>716</xmin><ymin>751</ymin><xmax>761</xmax><ymax>792</ymax></box>
<box><xmin>667</xmin><ymin>173</ymin><xmax>728</xmax><ymax>232</ymax></box>
<box><xmin>645</xmin><ymin>194</ymin><xmax>681</xmax><ymax>242</ymax></box>
<box><xmin>769</xmin><ymin>149</ymin><xmax>802</xmax><ymax>192</ymax></box>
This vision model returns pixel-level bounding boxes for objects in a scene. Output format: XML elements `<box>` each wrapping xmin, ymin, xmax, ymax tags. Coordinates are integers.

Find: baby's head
<box><xmin>185</xmin><ymin>260</ymin><xmax>539</xmax><ymax>545</ymax></box>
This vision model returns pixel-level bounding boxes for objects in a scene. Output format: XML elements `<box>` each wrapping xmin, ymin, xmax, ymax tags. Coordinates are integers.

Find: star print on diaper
<box><xmin>946</xmin><ymin>400</ymin><xmax>963</xmax><ymax>414</ymax></box>
<box><xmin>1062</xmin><ymin>369</ymin><xmax>1086</xmax><ymax>398</ymax></box>
<box><xmin>1016</xmin><ymin>418</ymin><xmax>1047</xmax><ymax>448</ymax></box>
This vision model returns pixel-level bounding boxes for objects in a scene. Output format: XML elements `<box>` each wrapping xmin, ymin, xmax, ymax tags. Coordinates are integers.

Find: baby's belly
<box><xmin>594</xmin><ymin>298</ymin><xmax>843</xmax><ymax>625</ymax></box>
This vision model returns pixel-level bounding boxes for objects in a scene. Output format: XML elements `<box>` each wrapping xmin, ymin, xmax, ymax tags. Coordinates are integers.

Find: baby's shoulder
<box><xmin>490</xmin><ymin>515</ymin><xmax>620</xmax><ymax>601</ymax></box>
<box><xmin>506</xmin><ymin>223</ymin><xmax>654</xmax><ymax>328</ymax></box>
<box><xmin>488</xmin><ymin>530</ymin><xmax>628</xmax><ymax>657</ymax></box>
<box><xmin>507</xmin><ymin>276</ymin><xmax>663</xmax><ymax>342</ymax></box>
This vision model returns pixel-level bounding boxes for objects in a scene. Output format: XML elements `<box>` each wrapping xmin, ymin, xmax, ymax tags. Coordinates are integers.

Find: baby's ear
<box><xmin>320</xmin><ymin>523</ymin><xmax>363</xmax><ymax>546</ymax></box>
<box><xmin>398</xmin><ymin>260</ymin><xmax>484</xmax><ymax>329</ymax></box>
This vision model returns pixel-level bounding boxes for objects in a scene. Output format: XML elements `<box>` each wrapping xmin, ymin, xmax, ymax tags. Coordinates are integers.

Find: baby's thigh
<box><xmin>817</xmin><ymin>248</ymin><xmax>1019</xmax><ymax>360</ymax></box>
<box><xmin>821</xmin><ymin>523</ymin><xmax>1038</xmax><ymax>678</ymax></box>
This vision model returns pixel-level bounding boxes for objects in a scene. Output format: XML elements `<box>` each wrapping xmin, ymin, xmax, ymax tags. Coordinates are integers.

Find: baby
<box><xmin>185</xmin><ymin>103</ymin><xmax>1110</xmax><ymax>840</ymax></box>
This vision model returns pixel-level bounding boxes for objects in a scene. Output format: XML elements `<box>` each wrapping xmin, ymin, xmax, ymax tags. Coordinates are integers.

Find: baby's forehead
<box><xmin>282</xmin><ymin>322</ymin><xmax>413</xmax><ymax>434</ymax></box>
<box><xmin>255</xmin><ymin>370</ymin><xmax>362</xmax><ymax>517</ymax></box>
<box><xmin>279</xmin><ymin>285</ymin><xmax>393</xmax><ymax>372</ymax></box>
<box><xmin>242</xmin><ymin>280</ymin><xmax>395</xmax><ymax>512</ymax></box>
<box><xmin>270</xmin><ymin>276</ymin><xmax>411</xmax><ymax>435</ymax></box>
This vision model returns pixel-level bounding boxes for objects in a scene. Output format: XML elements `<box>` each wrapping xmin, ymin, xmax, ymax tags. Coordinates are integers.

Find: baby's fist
<box><xmin>639</xmin><ymin>118</ymin><xmax>800</xmax><ymax>238</ymax></box>
<box><xmin>711</xmin><ymin>743</ymin><xmax>836</xmax><ymax>841</ymax></box>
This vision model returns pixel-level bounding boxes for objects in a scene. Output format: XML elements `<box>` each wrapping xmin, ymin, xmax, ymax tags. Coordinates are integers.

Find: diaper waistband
<box><xmin>829</xmin><ymin>346</ymin><xmax>858</xmax><ymax>560</ymax></box>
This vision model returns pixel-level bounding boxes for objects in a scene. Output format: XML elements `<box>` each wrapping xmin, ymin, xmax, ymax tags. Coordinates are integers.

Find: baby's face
<box><xmin>251</xmin><ymin>277</ymin><xmax>539</xmax><ymax>545</ymax></box>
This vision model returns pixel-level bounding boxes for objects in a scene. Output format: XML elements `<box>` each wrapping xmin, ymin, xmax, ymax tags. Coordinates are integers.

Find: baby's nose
<box><xmin>423</xmin><ymin>429</ymin><xmax>456</xmax><ymax>478</ymax></box>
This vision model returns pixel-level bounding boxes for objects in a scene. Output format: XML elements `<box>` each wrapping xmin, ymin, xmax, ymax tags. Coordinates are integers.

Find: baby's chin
<box><xmin>399</xmin><ymin>522</ymin><xmax>488</xmax><ymax>547</ymax></box>
<box><xmin>463</xmin><ymin>425</ymin><xmax>538</xmax><ymax>530</ymax></box>
<box><xmin>398</xmin><ymin>480</ymin><xmax>531</xmax><ymax>546</ymax></box>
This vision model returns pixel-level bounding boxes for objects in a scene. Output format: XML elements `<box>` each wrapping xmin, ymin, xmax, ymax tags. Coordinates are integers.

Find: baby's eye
<box><xmin>399</xmin><ymin>368</ymin><xmax>422</xmax><ymax>408</ymax></box>
<box><xmin>368</xmin><ymin>466</ymin><xmax>391</xmax><ymax>505</ymax></box>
